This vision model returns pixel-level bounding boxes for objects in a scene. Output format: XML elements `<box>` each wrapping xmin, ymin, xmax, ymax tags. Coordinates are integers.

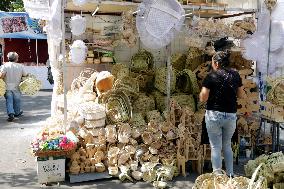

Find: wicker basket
<box><xmin>33</xmin><ymin>147</ymin><xmax>76</xmax><ymax>158</ymax></box>
<box><xmin>133</xmin><ymin>93</ymin><xmax>155</xmax><ymax>116</ymax></box>
<box><xmin>154</xmin><ymin>67</ymin><xmax>176</xmax><ymax>95</ymax></box>
<box><xmin>0</xmin><ymin>79</ymin><xmax>5</xmax><ymax>96</ymax></box>
<box><xmin>101</xmin><ymin>89</ymin><xmax>132</xmax><ymax>124</ymax></box>
<box><xmin>176</xmin><ymin>69</ymin><xmax>200</xmax><ymax>94</ymax></box>
<box><xmin>85</xmin><ymin>119</ymin><xmax>106</xmax><ymax>128</ymax></box>
<box><xmin>111</xmin><ymin>63</ymin><xmax>129</xmax><ymax>80</ymax></box>
<box><xmin>130</xmin><ymin>50</ymin><xmax>154</xmax><ymax>72</ymax></box>
<box><xmin>78</xmin><ymin>102</ymin><xmax>106</xmax><ymax>120</ymax></box>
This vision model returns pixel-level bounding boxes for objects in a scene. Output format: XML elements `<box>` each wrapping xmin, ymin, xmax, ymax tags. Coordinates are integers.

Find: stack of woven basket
<box><xmin>78</xmin><ymin>102</ymin><xmax>106</xmax><ymax>129</ymax></box>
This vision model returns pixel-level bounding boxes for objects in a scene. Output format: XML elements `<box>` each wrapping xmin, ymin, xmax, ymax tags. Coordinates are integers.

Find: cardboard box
<box><xmin>37</xmin><ymin>157</ymin><xmax>65</xmax><ymax>183</ymax></box>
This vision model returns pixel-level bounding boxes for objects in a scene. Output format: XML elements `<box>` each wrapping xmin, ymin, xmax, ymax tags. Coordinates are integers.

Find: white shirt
<box><xmin>0</xmin><ymin>62</ymin><xmax>27</xmax><ymax>91</ymax></box>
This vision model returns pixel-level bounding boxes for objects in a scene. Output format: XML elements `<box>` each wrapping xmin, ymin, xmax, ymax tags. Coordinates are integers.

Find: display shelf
<box><xmin>66</xmin><ymin>0</ymin><xmax>256</xmax><ymax>16</ymax></box>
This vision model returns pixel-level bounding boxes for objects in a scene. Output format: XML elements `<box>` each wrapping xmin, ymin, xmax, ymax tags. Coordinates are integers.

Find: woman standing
<box><xmin>199</xmin><ymin>51</ymin><xmax>245</xmax><ymax>176</ymax></box>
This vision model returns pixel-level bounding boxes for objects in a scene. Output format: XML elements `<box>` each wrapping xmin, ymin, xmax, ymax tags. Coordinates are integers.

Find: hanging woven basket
<box><xmin>70</xmin><ymin>40</ymin><xmax>87</xmax><ymax>64</ymax></box>
<box><xmin>70</xmin><ymin>15</ymin><xmax>86</xmax><ymax>36</ymax></box>
<box><xmin>130</xmin><ymin>50</ymin><xmax>154</xmax><ymax>73</ymax></box>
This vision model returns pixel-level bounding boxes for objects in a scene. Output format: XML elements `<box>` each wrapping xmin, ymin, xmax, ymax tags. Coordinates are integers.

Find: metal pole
<box><xmin>166</xmin><ymin>44</ymin><xmax>172</xmax><ymax>112</ymax></box>
<box><xmin>265</xmin><ymin>11</ymin><xmax>272</xmax><ymax>100</ymax></box>
<box><xmin>36</xmin><ymin>39</ymin><xmax>39</xmax><ymax>66</ymax></box>
<box><xmin>61</xmin><ymin>0</ymin><xmax>67</xmax><ymax>134</ymax></box>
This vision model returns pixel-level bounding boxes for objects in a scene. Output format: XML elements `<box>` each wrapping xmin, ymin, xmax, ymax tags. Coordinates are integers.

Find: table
<box><xmin>258</xmin><ymin>116</ymin><xmax>281</xmax><ymax>153</ymax></box>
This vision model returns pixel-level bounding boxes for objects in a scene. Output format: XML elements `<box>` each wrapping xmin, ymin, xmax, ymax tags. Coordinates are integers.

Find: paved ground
<box><xmin>0</xmin><ymin>90</ymin><xmax>200</xmax><ymax>189</ymax></box>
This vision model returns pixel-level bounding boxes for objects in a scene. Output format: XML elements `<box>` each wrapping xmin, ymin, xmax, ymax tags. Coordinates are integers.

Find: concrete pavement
<box><xmin>0</xmin><ymin>91</ymin><xmax>198</xmax><ymax>189</ymax></box>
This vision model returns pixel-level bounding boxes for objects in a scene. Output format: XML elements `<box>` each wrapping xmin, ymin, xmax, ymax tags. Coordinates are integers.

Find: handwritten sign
<box><xmin>37</xmin><ymin>158</ymin><xmax>65</xmax><ymax>183</ymax></box>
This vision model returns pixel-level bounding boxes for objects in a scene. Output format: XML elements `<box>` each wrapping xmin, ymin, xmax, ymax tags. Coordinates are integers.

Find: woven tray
<box><xmin>33</xmin><ymin>147</ymin><xmax>76</xmax><ymax>158</ymax></box>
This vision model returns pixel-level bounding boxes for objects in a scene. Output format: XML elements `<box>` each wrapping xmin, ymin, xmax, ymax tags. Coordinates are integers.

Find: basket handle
<box><xmin>248</xmin><ymin>163</ymin><xmax>264</xmax><ymax>189</ymax></box>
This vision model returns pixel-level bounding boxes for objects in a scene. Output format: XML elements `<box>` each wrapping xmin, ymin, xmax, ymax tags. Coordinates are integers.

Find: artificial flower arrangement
<box><xmin>31</xmin><ymin>129</ymin><xmax>77</xmax><ymax>157</ymax></box>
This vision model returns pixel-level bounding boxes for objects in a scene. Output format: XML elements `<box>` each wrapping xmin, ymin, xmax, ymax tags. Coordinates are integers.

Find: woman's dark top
<box><xmin>202</xmin><ymin>68</ymin><xmax>242</xmax><ymax>113</ymax></box>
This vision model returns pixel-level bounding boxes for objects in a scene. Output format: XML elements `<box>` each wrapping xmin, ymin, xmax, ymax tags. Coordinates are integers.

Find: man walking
<box><xmin>0</xmin><ymin>52</ymin><xmax>27</xmax><ymax>122</ymax></box>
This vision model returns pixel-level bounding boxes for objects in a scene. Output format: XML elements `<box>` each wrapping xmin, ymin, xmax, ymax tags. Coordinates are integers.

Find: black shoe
<box><xmin>15</xmin><ymin>111</ymin><xmax>23</xmax><ymax>117</ymax></box>
<box><xmin>7</xmin><ymin>114</ymin><xmax>14</xmax><ymax>122</ymax></box>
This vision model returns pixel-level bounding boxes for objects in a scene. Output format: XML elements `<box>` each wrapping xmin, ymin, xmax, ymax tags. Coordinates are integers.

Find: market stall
<box><xmin>0</xmin><ymin>12</ymin><xmax>52</xmax><ymax>89</ymax></box>
<box><xmin>23</xmin><ymin>0</ymin><xmax>284</xmax><ymax>188</ymax></box>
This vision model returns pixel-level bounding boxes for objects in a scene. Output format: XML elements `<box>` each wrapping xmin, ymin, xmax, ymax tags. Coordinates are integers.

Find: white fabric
<box><xmin>70</xmin><ymin>40</ymin><xmax>87</xmax><ymax>64</ymax></box>
<box><xmin>70</xmin><ymin>15</ymin><xmax>86</xmax><ymax>36</ymax></box>
<box><xmin>72</xmin><ymin>0</ymin><xmax>89</xmax><ymax>6</ymax></box>
<box><xmin>136</xmin><ymin>0</ymin><xmax>185</xmax><ymax>49</ymax></box>
<box><xmin>271</xmin><ymin>1</ymin><xmax>284</xmax><ymax>21</ymax></box>
<box><xmin>0</xmin><ymin>62</ymin><xmax>27</xmax><ymax>91</ymax></box>
<box><xmin>270</xmin><ymin>21</ymin><xmax>284</xmax><ymax>52</ymax></box>
<box><xmin>23</xmin><ymin>0</ymin><xmax>50</xmax><ymax>20</ymax></box>
<box><xmin>46</xmin><ymin>0</ymin><xmax>62</xmax><ymax>46</ymax></box>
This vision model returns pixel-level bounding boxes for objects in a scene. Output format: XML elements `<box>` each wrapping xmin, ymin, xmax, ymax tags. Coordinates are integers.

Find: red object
<box><xmin>3</xmin><ymin>38</ymin><xmax>48</xmax><ymax>64</ymax></box>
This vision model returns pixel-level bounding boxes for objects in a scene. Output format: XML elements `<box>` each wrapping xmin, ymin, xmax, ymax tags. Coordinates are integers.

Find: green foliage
<box><xmin>0</xmin><ymin>0</ymin><xmax>24</xmax><ymax>12</ymax></box>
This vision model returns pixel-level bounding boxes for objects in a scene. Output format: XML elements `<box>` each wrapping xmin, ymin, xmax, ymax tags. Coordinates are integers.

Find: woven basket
<box><xmin>154</xmin><ymin>67</ymin><xmax>176</xmax><ymax>95</ymax></box>
<box><xmin>171</xmin><ymin>53</ymin><xmax>187</xmax><ymax>71</ymax></box>
<box><xmin>130</xmin><ymin>50</ymin><xmax>154</xmax><ymax>72</ymax></box>
<box><xmin>101</xmin><ymin>89</ymin><xmax>132</xmax><ymax>124</ymax></box>
<box><xmin>176</xmin><ymin>69</ymin><xmax>199</xmax><ymax>94</ymax></box>
<box><xmin>0</xmin><ymin>79</ymin><xmax>6</xmax><ymax>96</ymax></box>
<box><xmin>113</xmin><ymin>76</ymin><xmax>139</xmax><ymax>100</ymax></box>
<box><xmin>133</xmin><ymin>93</ymin><xmax>155</xmax><ymax>116</ymax></box>
<box><xmin>78</xmin><ymin>102</ymin><xmax>106</xmax><ymax>120</ymax></box>
<box><xmin>130</xmin><ymin>71</ymin><xmax>155</xmax><ymax>93</ymax></box>
<box><xmin>129</xmin><ymin>113</ymin><xmax>146</xmax><ymax>128</ymax></box>
<box><xmin>85</xmin><ymin>119</ymin><xmax>106</xmax><ymax>128</ymax></box>
<box><xmin>111</xmin><ymin>63</ymin><xmax>130</xmax><ymax>80</ymax></box>
<box><xmin>185</xmin><ymin>47</ymin><xmax>205</xmax><ymax>71</ymax></box>
<box><xmin>32</xmin><ymin>147</ymin><xmax>76</xmax><ymax>158</ymax></box>
<box><xmin>19</xmin><ymin>75</ymin><xmax>42</xmax><ymax>95</ymax></box>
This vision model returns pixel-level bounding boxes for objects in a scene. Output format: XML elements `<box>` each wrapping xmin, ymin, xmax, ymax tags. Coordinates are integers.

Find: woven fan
<box><xmin>136</xmin><ymin>0</ymin><xmax>185</xmax><ymax>49</ymax></box>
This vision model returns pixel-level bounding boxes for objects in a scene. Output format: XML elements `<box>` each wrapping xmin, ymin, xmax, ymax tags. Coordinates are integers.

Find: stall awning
<box><xmin>0</xmin><ymin>12</ymin><xmax>46</xmax><ymax>39</ymax></box>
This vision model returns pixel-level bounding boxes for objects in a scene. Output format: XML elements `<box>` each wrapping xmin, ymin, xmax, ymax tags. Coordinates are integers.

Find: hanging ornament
<box><xmin>70</xmin><ymin>15</ymin><xmax>86</xmax><ymax>36</ymax></box>
<box><xmin>70</xmin><ymin>40</ymin><xmax>87</xmax><ymax>64</ymax></box>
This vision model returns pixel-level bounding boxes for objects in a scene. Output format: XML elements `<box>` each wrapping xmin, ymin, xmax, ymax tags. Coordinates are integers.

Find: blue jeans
<box><xmin>4</xmin><ymin>90</ymin><xmax>22</xmax><ymax>116</ymax></box>
<box><xmin>205</xmin><ymin>110</ymin><xmax>237</xmax><ymax>176</ymax></box>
